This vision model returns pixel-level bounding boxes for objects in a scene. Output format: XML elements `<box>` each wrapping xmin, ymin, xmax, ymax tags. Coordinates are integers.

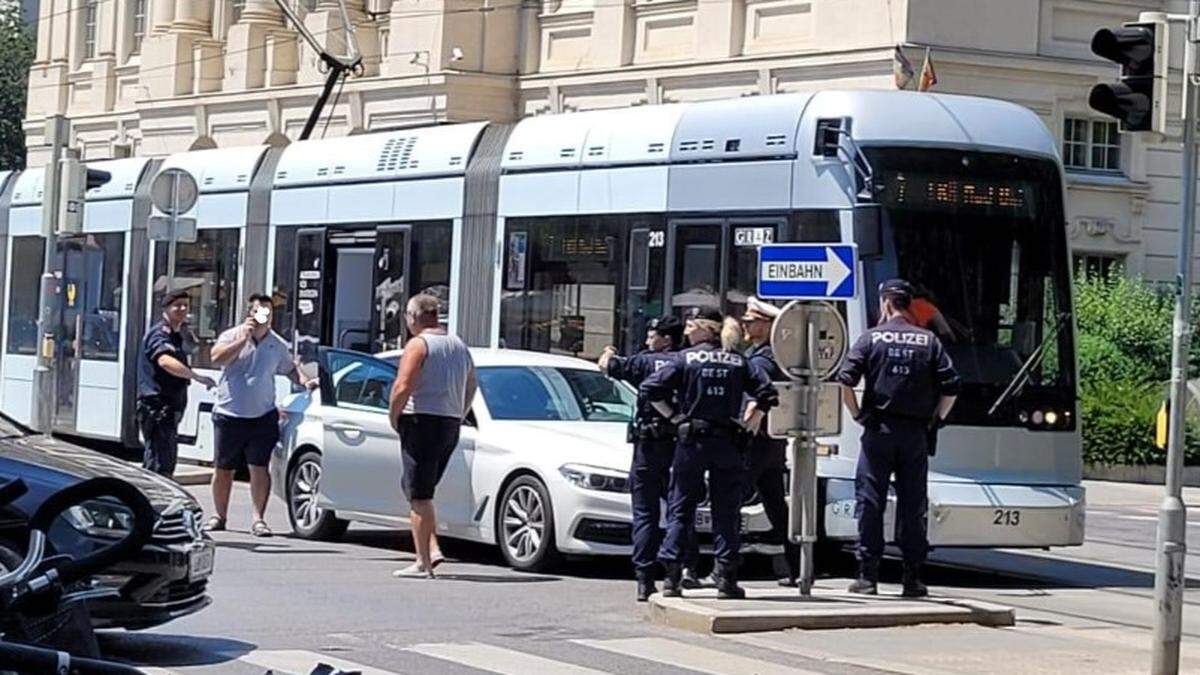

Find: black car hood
<box><xmin>0</xmin><ymin>438</ymin><xmax>196</xmax><ymax>511</ymax></box>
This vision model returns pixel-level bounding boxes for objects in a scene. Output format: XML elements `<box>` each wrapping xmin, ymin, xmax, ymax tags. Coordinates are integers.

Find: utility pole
<box><xmin>1154</xmin><ymin>3</ymin><xmax>1199</xmax><ymax>673</ymax></box>
<box><xmin>30</xmin><ymin>115</ymin><xmax>69</xmax><ymax>435</ymax></box>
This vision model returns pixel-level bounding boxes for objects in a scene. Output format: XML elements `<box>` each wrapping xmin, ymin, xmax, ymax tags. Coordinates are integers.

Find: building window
<box><xmin>1074</xmin><ymin>252</ymin><xmax>1124</xmax><ymax>279</ymax></box>
<box><xmin>1063</xmin><ymin>117</ymin><xmax>1120</xmax><ymax>172</ymax></box>
<box><xmin>130</xmin><ymin>0</ymin><xmax>147</xmax><ymax>55</ymax></box>
<box><xmin>83</xmin><ymin>0</ymin><xmax>99</xmax><ymax>59</ymax></box>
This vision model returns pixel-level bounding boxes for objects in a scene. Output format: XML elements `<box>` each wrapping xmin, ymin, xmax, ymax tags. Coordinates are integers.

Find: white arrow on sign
<box><xmin>759</xmin><ymin>247</ymin><xmax>852</xmax><ymax>291</ymax></box>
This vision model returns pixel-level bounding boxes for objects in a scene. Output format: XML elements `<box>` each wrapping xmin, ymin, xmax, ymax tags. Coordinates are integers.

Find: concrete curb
<box><xmin>1084</xmin><ymin>463</ymin><xmax>1200</xmax><ymax>487</ymax></box>
<box><xmin>647</xmin><ymin>587</ymin><xmax>1015</xmax><ymax>634</ymax></box>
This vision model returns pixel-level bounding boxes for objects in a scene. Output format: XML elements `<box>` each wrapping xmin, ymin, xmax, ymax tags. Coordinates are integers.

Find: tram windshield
<box><xmin>864</xmin><ymin>148</ymin><xmax>1075</xmax><ymax>429</ymax></box>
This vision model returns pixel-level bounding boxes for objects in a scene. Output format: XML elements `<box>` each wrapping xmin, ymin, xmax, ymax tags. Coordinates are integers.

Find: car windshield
<box><xmin>477</xmin><ymin>366</ymin><xmax>636</xmax><ymax>422</ymax></box>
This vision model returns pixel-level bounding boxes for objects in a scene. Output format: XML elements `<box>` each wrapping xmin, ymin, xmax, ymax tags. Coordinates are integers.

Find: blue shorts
<box><xmin>213</xmin><ymin>410</ymin><xmax>280</xmax><ymax>470</ymax></box>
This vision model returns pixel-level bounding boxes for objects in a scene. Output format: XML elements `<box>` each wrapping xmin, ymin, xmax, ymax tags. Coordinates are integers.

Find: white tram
<box><xmin>0</xmin><ymin>90</ymin><xmax>1084</xmax><ymax>549</ymax></box>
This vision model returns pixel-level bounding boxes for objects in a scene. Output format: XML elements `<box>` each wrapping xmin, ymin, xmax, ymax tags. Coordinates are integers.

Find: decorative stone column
<box><xmin>301</xmin><ymin>0</ymin><xmax>380</xmax><ymax>83</ymax></box>
<box><xmin>224</xmin><ymin>0</ymin><xmax>299</xmax><ymax>90</ymax></box>
<box><xmin>140</xmin><ymin>0</ymin><xmax>220</xmax><ymax>98</ymax></box>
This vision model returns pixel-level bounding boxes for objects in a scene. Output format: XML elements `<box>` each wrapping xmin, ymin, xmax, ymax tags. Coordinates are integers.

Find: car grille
<box><xmin>143</xmin><ymin>578</ymin><xmax>208</xmax><ymax>608</ymax></box>
<box><xmin>152</xmin><ymin>507</ymin><xmax>203</xmax><ymax>545</ymax></box>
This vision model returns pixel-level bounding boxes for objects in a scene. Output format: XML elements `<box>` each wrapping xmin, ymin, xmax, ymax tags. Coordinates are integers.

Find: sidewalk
<box><xmin>648</xmin><ymin>581</ymin><xmax>1015</xmax><ymax>634</ymax></box>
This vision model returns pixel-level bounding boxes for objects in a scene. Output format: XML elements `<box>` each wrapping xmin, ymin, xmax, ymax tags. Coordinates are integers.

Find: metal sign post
<box><xmin>30</xmin><ymin>116</ymin><xmax>70</xmax><ymax>434</ymax></box>
<box><xmin>770</xmin><ymin>300</ymin><xmax>848</xmax><ymax>597</ymax></box>
<box><xmin>149</xmin><ymin>168</ymin><xmax>199</xmax><ymax>295</ymax></box>
<box><xmin>759</xmin><ymin>243</ymin><xmax>856</xmax><ymax>597</ymax></box>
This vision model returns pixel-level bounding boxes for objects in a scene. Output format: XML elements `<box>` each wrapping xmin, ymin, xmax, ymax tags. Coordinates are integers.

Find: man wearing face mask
<box><xmin>205</xmin><ymin>294</ymin><xmax>318</xmax><ymax>536</ymax></box>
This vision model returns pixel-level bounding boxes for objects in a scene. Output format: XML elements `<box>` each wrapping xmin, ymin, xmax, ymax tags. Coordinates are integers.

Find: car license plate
<box><xmin>694</xmin><ymin>511</ymin><xmax>713</xmax><ymax>532</ymax></box>
<box><xmin>188</xmin><ymin>543</ymin><xmax>215</xmax><ymax>583</ymax></box>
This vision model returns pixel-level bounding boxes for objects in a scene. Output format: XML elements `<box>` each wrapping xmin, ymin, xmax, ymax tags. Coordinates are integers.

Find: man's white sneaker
<box><xmin>392</xmin><ymin>562</ymin><xmax>434</xmax><ymax>579</ymax></box>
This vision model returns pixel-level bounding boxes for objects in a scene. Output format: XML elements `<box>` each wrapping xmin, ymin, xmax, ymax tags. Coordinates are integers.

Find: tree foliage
<box><xmin>1075</xmin><ymin>269</ymin><xmax>1200</xmax><ymax>465</ymax></box>
<box><xmin>0</xmin><ymin>1</ymin><xmax>32</xmax><ymax>169</ymax></box>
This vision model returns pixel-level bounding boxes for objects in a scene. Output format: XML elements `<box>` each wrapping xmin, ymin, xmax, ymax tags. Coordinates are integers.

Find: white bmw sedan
<box><xmin>270</xmin><ymin>347</ymin><xmax>777</xmax><ymax>571</ymax></box>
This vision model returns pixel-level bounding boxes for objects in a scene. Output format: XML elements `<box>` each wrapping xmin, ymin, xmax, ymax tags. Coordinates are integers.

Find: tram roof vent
<box><xmin>559</xmin><ymin>147</ymin><xmax>576</xmax><ymax>159</ymax></box>
<box><xmin>333</xmin><ymin>165</ymin><xmax>346</xmax><ymax>175</ymax></box>
<box><xmin>647</xmin><ymin>142</ymin><xmax>665</xmax><ymax>154</ymax></box>
<box><xmin>507</xmin><ymin>151</ymin><xmax>524</xmax><ymax>161</ymax></box>
<box><xmin>765</xmin><ymin>133</ymin><xmax>787</xmax><ymax>147</ymax></box>
<box><xmin>448</xmin><ymin>155</ymin><xmax>464</xmax><ymax>166</ymax></box>
<box><xmin>586</xmin><ymin>145</ymin><xmax>605</xmax><ymax>158</ymax></box>
<box><xmin>678</xmin><ymin>140</ymin><xmax>699</xmax><ymax>152</ymax></box>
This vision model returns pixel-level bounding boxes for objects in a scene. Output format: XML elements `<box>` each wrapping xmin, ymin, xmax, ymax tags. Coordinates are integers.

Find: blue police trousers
<box><xmin>855</xmin><ymin>417</ymin><xmax>929</xmax><ymax>566</ymax></box>
<box><xmin>630</xmin><ymin>437</ymin><xmax>675</xmax><ymax>575</ymax></box>
<box><xmin>658</xmin><ymin>436</ymin><xmax>744</xmax><ymax>567</ymax></box>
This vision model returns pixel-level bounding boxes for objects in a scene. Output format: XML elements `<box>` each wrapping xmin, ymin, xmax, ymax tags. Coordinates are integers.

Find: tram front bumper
<box><xmin>823</xmin><ymin>478</ymin><xmax>1086</xmax><ymax>548</ymax></box>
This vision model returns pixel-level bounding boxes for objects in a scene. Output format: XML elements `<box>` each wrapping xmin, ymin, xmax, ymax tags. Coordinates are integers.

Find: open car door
<box><xmin>316</xmin><ymin>348</ymin><xmax>408</xmax><ymax>518</ymax></box>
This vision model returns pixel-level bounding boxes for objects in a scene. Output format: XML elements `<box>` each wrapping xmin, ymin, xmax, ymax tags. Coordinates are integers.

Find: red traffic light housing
<box><xmin>1089</xmin><ymin>19</ymin><xmax>1168</xmax><ymax>134</ymax></box>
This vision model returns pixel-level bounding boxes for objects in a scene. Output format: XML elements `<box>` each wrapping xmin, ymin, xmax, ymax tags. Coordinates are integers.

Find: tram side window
<box><xmin>271</xmin><ymin>227</ymin><xmax>297</xmax><ymax>345</ymax></box>
<box><xmin>500</xmin><ymin>217</ymin><xmax>623</xmax><ymax>360</ymax></box>
<box><xmin>78</xmin><ymin>233</ymin><xmax>125</xmax><ymax>360</ymax></box>
<box><xmin>410</xmin><ymin>224</ymin><xmax>452</xmax><ymax>315</ymax></box>
<box><xmin>152</xmin><ymin>228</ymin><xmax>240</xmax><ymax>368</ymax></box>
<box><xmin>6</xmin><ymin>236</ymin><xmax>46</xmax><ymax>355</ymax></box>
<box><xmin>792</xmin><ymin>210</ymin><xmax>842</xmax><ymax>242</ymax></box>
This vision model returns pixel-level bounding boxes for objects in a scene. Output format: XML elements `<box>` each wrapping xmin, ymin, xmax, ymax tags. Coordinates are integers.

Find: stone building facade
<box><xmin>20</xmin><ymin>0</ymin><xmax>1195</xmax><ymax>281</ymax></box>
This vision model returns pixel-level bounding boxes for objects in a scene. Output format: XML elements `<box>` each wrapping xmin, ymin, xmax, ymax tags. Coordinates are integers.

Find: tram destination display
<box><xmin>880</xmin><ymin>171</ymin><xmax>1035</xmax><ymax>217</ymax></box>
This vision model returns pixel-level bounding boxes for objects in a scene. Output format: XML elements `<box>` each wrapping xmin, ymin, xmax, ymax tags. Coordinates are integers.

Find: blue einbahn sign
<box><xmin>757</xmin><ymin>244</ymin><xmax>858</xmax><ymax>300</ymax></box>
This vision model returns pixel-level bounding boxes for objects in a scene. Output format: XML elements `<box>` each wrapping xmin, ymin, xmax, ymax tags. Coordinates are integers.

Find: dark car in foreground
<box><xmin>0</xmin><ymin>438</ymin><xmax>214</xmax><ymax>629</ymax></box>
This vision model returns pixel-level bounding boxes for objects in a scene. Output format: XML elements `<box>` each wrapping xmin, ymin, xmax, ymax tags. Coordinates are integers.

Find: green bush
<box><xmin>1074</xmin><ymin>269</ymin><xmax>1200</xmax><ymax>466</ymax></box>
<box><xmin>1079</xmin><ymin>380</ymin><xmax>1162</xmax><ymax>466</ymax></box>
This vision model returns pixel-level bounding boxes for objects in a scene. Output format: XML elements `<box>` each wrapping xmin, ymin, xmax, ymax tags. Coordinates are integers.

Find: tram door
<box><xmin>52</xmin><ymin>235</ymin><xmax>118</xmax><ymax>432</ymax></box>
<box><xmin>666</xmin><ymin>219</ymin><xmax>783</xmax><ymax>320</ymax></box>
<box><xmin>292</xmin><ymin>226</ymin><xmax>411</xmax><ymax>361</ymax></box>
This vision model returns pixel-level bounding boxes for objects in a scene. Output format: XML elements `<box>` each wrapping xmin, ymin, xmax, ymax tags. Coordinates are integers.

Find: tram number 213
<box><xmin>992</xmin><ymin>509</ymin><xmax>1021</xmax><ymax>527</ymax></box>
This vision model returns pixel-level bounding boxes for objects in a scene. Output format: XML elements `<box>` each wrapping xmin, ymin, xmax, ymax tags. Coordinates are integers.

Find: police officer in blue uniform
<box><xmin>740</xmin><ymin>297</ymin><xmax>800</xmax><ymax>585</ymax></box>
<box><xmin>642</xmin><ymin>307</ymin><xmax>778</xmax><ymax>599</ymax></box>
<box><xmin>599</xmin><ymin>315</ymin><xmax>685</xmax><ymax>601</ymax></box>
<box><xmin>835</xmin><ymin>279</ymin><xmax>960</xmax><ymax>597</ymax></box>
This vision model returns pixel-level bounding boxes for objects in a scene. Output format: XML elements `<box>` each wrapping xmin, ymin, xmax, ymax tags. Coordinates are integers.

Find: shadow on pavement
<box><xmin>213</xmin><ymin>539</ymin><xmax>344</xmax><ymax>555</ymax></box>
<box><xmin>97</xmin><ymin>633</ymin><xmax>255</xmax><ymax>668</ymax></box>
<box><xmin>424</xmin><ymin>572</ymin><xmax>561</xmax><ymax>583</ymax></box>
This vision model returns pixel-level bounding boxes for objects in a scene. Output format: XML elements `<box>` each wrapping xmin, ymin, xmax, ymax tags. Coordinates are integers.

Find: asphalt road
<box><xmin>89</xmin><ymin>479</ymin><xmax>1200</xmax><ymax>675</ymax></box>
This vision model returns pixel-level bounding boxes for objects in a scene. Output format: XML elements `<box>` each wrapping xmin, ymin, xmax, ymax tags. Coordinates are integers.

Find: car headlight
<box><xmin>63</xmin><ymin>499</ymin><xmax>134</xmax><ymax>538</ymax></box>
<box><xmin>559</xmin><ymin>464</ymin><xmax>630</xmax><ymax>493</ymax></box>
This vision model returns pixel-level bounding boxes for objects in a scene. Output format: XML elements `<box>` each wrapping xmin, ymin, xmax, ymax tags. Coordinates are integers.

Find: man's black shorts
<box><xmin>397</xmin><ymin>414</ymin><xmax>461</xmax><ymax>501</ymax></box>
<box><xmin>213</xmin><ymin>410</ymin><xmax>280</xmax><ymax>470</ymax></box>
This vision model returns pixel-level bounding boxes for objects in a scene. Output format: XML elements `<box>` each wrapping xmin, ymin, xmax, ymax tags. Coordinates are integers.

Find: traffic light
<box><xmin>57</xmin><ymin>159</ymin><xmax>111</xmax><ymax>234</ymax></box>
<box><xmin>1089</xmin><ymin>16</ymin><xmax>1169</xmax><ymax>134</ymax></box>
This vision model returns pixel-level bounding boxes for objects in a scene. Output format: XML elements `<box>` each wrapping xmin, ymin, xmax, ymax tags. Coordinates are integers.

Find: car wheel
<box><xmin>497</xmin><ymin>475</ymin><xmax>561</xmax><ymax>572</ymax></box>
<box><xmin>287</xmin><ymin>451</ymin><xmax>348</xmax><ymax>541</ymax></box>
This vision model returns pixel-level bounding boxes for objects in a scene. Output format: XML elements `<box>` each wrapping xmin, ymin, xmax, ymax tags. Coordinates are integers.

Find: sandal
<box><xmin>250</xmin><ymin>520</ymin><xmax>273</xmax><ymax>537</ymax></box>
<box><xmin>202</xmin><ymin>515</ymin><xmax>226</xmax><ymax>532</ymax></box>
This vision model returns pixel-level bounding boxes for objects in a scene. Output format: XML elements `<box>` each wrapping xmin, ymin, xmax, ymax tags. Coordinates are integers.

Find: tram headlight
<box><xmin>1031</xmin><ymin>410</ymin><xmax>1045</xmax><ymax>425</ymax></box>
<box><xmin>1044</xmin><ymin>411</ymin><xmax>1059</xmax><ymax>426</ymax></box>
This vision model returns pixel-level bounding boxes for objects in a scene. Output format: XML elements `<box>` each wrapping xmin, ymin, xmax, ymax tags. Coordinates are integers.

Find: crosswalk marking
<box><xmin>405</xmin><ymin>642</ymin><xmax>607</xmax><ymax>674</ymax></box>
<box><xmin>722</xmin><ymin>633</ymin><xmax>960</xmax><ymax>675</ymax></box>
<box><xmin>236</xmin><ymin>649</ymin><xmax>398</xmax><ymax>675</ymax></box>
<box><xmin>573</xmin><ymin>637</ymin><xmax>821</xmax><ymax>675</ymax></box>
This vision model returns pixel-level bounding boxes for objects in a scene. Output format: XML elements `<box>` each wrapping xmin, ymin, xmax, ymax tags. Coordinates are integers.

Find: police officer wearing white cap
<box><xmin>740</xmin><ymin>296</ymin><xmax>800</xmax><ymax>585</ymax></box>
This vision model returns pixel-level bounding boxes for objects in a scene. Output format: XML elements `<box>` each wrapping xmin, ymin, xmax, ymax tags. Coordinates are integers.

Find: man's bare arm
<box><xmin>840</xmin><ymin>385</ymin><xmax>861</xmax><ymax>420</ymax></box>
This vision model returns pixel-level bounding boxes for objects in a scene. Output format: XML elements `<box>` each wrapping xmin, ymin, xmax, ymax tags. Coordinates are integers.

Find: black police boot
<box><xmin>635</xmin><ymin>572</ymin><xmax>657</xmax><ymax>602</ymax></box>
<box><xmin>901</xmin><ymin>563</ymin><xmax>928</xmax><ymax>598</ymax></box>
<box><xmin>715</xmin><ymin>562</ymin><xmax>746</xmax><ymax>600</ymax></box>
<box><xmin>847</xmin><ymin>559</ymin><xmax>879</xmax><ymax>595</ymax></box>
<box><xmin>661</xmin><ymin>563</ymin><xmax>683</xmax><ymax>597</ymax></box>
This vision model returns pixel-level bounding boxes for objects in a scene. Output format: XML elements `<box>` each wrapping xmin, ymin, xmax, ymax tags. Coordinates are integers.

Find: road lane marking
<box><xmin>721</xmin><ymin>633</ymin><xmax>962</xmax><ymax>675</ymax></box>
<box><xmin>573</xmin><ymin>637</ymin><xmax>820</xmax><ymax>675</ymax></box>
<box><xmin>405</xmin><ymin>642</ymin><xmax>606</xmax><ymax>674</ymax></box>
<box><xmin>237</xmin><ymin>649</ymin><xmax>398</xmax><ymax>675</ymax></box>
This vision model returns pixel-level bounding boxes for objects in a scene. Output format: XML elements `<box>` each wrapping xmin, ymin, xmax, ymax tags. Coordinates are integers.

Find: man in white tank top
<box><xmin>388</xmin><ymin>294</ymin><xmax>476</xmax><ymax>578</ymax></box>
